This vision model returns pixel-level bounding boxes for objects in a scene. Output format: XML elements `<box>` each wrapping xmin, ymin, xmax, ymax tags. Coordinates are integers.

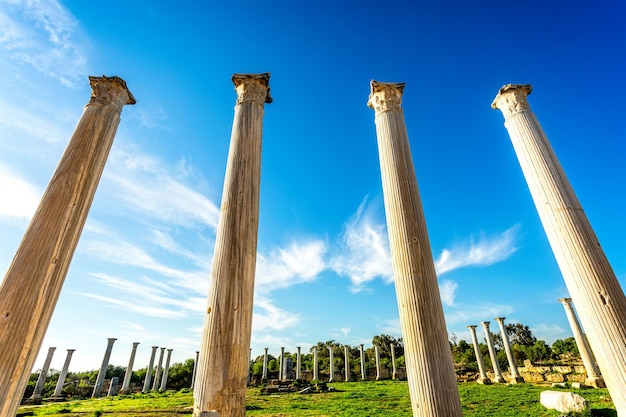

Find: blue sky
<box><xmin>1</xmin><ymin>0</ymin><xmax>625</xmax><ymax>373</ymax></box>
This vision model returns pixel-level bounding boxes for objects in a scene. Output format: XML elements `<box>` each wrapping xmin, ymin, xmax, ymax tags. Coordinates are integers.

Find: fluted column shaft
<box><xmin>0</xmin><ymin>76</ymin><xmax>134</xmax><ymax>416</ymax></box>
<box><xmin>481</xmin><ymin>322</ymin><xmax>505</xmax><ymax>383</ymax></box>
<box><xmin>279</xmin><ymin>347</ymin><xmax>285</xmax><ymax>380</ymax></box>
<box><xmin>262</xmin><ymin>348</ymin><xmax>269</xmax><ymax>380</ymax></box>
<box><xmin>559</xmin><ymin>297</ymin><xmax>604</xmax><ymax>386</ymax></box>
<box><xmin>53</xmin><ymin>349</ymin><xmax>75</xmax><ymax>397</ymax></box>
<box><xmin>296</xmin><ymin>347</ymin><xmax>301</xmax><ymax>380</ymax></box>
<box><xmin>313</xmin><ymin>347</ymin><xmax>319</xmax><ymax>380</ymax></box>
<box><xmin>193</xmin><ymin>73</ymin><xmax>271</xmax><ymax>417</ymax></box>
<box><xmin>143</xmin><ymin>346</ymin><xmax>158</xmax><ymax>393</ymax></box>
<box><xmin>344</xmin><ymin>346</ymin><xmax>351</xmax><ymax>382</ymax></box>
<box><xmin>152</xmin><ymin>347</ymin><xmax>166</xmax><ymax>391</ymax></box>
<box><xmin>92</xmin><ymin>338</ymin><xmax>117</xmax><ymax>398</ymax></box>
<box><xmin>468</xmin><ymin>326</ymin><xmax>491</xmax><ymax>384</ymax></box>
<box><xmin>494</xmin><ymin>318</ymin><xmax>523</xmax><ymax>383</ymax></box>
<box><xmin>120</xmin><ymin>342</ymin><xmax>140</xmax><ymax>394</ymax></box>
<box><xmin>369</xmin><ymin>80</ymin><xmax>462</xmax><ymax>416</ymax></box>
<box><xmin>32</xmin><ymin>346</ymin><xmax>56</xmax><ymax>400</ymax></box>
<box><xmin>359</xmin><ymin>344</ymin><xmax>366</xmax><ymax>380</ymax></box>
<box><xmin>493</xmin><ymin>84</ymin><xmax>625</xmax><ymax>413</ymax></box>
<box><xmin>390</xmin><ymin>343</ymin><xmax>398</xmax><ymax>380</ymax></box>
<box><xmin>375</xmin><ymin>345</ymin><xmax>381</xmax><ymax>380</ymax></box>
<box><xmin>191</xmin><ymin>351</ymin><xmax>200</xmax><ymax>389</ymax></box>
<box><xmin>160</xmin><ymin>348</ymin><xmax>173</xmax><ymax>391</ymax></box>
<box><xmin>328</xmin><ymin>347</ymin><xmax>335</xmax><ymax>382</ymax></box>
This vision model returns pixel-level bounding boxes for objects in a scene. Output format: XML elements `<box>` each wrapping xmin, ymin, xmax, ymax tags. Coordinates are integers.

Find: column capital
<box><xmin>467</xmin><ymin>325</ymin><xmax>477</xmax><ymax>330</ymax></box>
<box><xmin>367</xmin><ymin>80</ymin><xmax>405</xmax><ymax>115</ymax></box>
<box><xmin>88</xmin><ymin>76</ymin><xmax>136</xmax><ymax>110</ymax></box>
<box><xmin>67</xmin><ymin>349</ymin><xmax>76</xmax><ymax>352</ymax></box>
<box><xmin>132</xmin><ymin>342</ymin><xmax>140</xmax><ymax>346</ymax></box>
<box><xmin>494</xmin><ymin>317</ymin><xmax>506</xmax><ymax>323</ymax></box>
<box><xmin>232</xmin><ymin>73</ymin><xmax>272</xmax><ymax>105</ymax></box>
<box><xmin>558</xmin><ymin>297</ymin><xmax>573</xmax><ymax>305</ymax></box>
<box><xmin>491</xmin><ymin>84</ymin><xmax>532</xmax><ymax>119</ymax></box>
<box><xmin>167</xmin><ymin>348</ymin><xmax>173</xmax><ymax>352</ymax></box>
<box><xmin>481</xmin><ymin>321</ymin><xmax>491</xmax><ymax>328</ymax></box>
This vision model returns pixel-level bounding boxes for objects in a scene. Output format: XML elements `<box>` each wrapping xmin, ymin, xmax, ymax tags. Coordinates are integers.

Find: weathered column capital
<box><xmin>481</xmin><ymin>321</ymin><xmax>491</xmax><ymax>328</ymax></box>
<box><xmin>232</xmin><ymin>73</ymin><xmax>272</xmax><ymax>106</ymax></box>
<box><xmin>494</xmin><ymin>317</ymin><xmax>506</xmax><ymax>323</ymax></box>
<box><xmin>491</xmin><ymin>84</ymin><xmax>532</xmax><ymax>119</ymax></box>
<box><xmin>367</xmin><ymin>80</ymin><xmax>405</xmax><ymax>115</ymax></box>
<box><xmin>558</xmin><ymin>297</ymin><xmax>573</xmax><ymax>306</ymax></box>
<box><xmin>88</xmin><ymin>75</ymin><xmax>136</xmax><ymax>111</ymax></box>
<box><xmin>467</xmin><ymin>325</ymin><xmax>477</xmax><ymax>330</ymax></box>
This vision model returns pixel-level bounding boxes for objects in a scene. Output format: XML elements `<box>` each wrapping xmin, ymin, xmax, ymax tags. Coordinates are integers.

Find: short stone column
<box><xmin>481</xmin><ymin>322</ymin><xmax>506</xmax><ymax>383</ymax></box>
<box><xmin>375</xmin><ymin>345</ymin><xmax>381</xmax><ymax>381</ymax></box>
<box><xmin>152</xmin><ymin>347</ymin><xmax>166</xmax><ymax>391</ymax></box>
<box><xmin>191</xmin><ymin>351</ymin><xmax>199</xmax><ymax>389</ymax></box>
<box><xmin>296</xmin><ymin>347</ymin><xmax>301</xmax><ymax>380</ymax></box>
<box><xmin>312</xmin><ymin>346</ymin><xmax>319</xmax><ymax>381</ymax></box>
<box><xmin>31</xmin><ymin>346</ymin><xmax>56</xmax><ymax>402</ymax></box>
<box><xmin>558</xmin><ymin>298</ymin><xmax>605</xmax><ymax>388</ymax></box>
<box><xmin>494</xmin><ymin>318</ymin><xmax>524</xmax><ymax>383</ymax></box>
<box><xmin>390</xmin><ymin>343</ymin><xmax>398</xmax><ymax>380</ymax></box>
<box><xmin>344</xmin><ymin>346</ymin><xmax>351</xmax><ymax>382</ymax></box>
<box><xmin>107</xmin><ymin>377</ymin><xmax>119</xmax><ymax>396</ymax></box>
<box><xmin>493</xmin><ymin>84</ymin><xmax>626</xmax><ymax>412</ymax></box>
<box><xmin>467</xmin><ymin>326</ymin><xmax>491</xmax><ymax>385</ymax></box>
<box><xmin>279</xmin><ymin>347</ymin><xmax>285</xmax><ymax>380</ymax></box>
<box><xmin>193</xmin><ymin>74</ymin><xmax>271</xmax><ymax>417</ymax></box>
<box><xmin>52</xmin><ymin>349</ymin><xmax>75</xmax><ymax>398</ymax></box>
<box><xmin>120</xmin><ymin>342</ymin><xmax>140</xmax><ymax>395</ymax></box>
<box><xmin>92</xmin><ymin>338</ymin><xmax>117</xmax><ymax>398</ymax></box>
<box><xmin>359</xmin><ymin>344</ymin><xmax>366</xmax><ymax>381</ymax></box>
<box><xmin>160</xmin><ymin>348</ymin><xmax>173</xmax><ymax>391</ymax></box>
<box><xmin>0</xmin><ymin>76</ymin><xmax>134</xmax><ymax>417</ymax></box>
<box><xmin>328</xmin><ymin>347</ymin><xmax>335</xmax><ymax>382</ymax></box>
<box><xmin>143</xmin><ymin>346</ymin><xmax>158</xmax><ymax>393</ymax></box>
<box><xmin>369</xmin><ymin>80</ymin><xmax>462</xmax><ymax>416</ymax></box>
<box><xmin>262</xmin><ymin>348</ymin><xmax>269</xmax><ymax>381</ymax></box>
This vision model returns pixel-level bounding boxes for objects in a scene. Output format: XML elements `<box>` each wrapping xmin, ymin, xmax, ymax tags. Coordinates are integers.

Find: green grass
<box><xmin>18</xmin><ymin>382</ymin><xmax>616</xmax><ymax>416</ymax></box>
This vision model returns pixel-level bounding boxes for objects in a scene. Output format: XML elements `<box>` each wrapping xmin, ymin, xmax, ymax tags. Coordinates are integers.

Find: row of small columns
<box><xmin>261</xmin><ymin>343</ymin><xmax>401</xmax><ymax>382</ymax></box>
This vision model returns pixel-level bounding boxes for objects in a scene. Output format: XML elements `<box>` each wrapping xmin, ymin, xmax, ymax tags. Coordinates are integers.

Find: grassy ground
<box><xmin>17</xmin><ymin>382</ymin><xmax>617</xmax><ymax>416</ymax></box>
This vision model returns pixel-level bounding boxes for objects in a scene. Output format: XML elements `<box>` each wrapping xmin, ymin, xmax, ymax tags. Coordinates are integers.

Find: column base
<box><xmin>476</xmin><ymin>377</ymin><xmax>492</xmax><ymax>385</ymax></box>
<box><xmin>585</xmin><ymin>376</ymin><xmax>606</xmax><ymax>389</ymax></box>
<box><xmin>494</xmin><ymin>376</ymin><xmax>507</xmax><ymax>384</ymax></box>
<box><xmin>509</xmin><ymin>376</ymin><xmax>525</xmax><ymax>384</ymax></box>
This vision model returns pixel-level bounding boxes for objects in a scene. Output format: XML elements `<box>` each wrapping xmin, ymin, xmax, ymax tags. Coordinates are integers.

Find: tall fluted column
<box><xmin>52</xmin><ymin>349</ymin><xmax>75</xmax><ymax>398</ymax></box>
<box><xmin>369</xmin><ymin>80</ymin><xmax>462</xmax><ymax>416</ymax></box>
<box><xmin>191</xmin><ymin>351</ymin><xmax>200</xmax><ymax>389</ymax></box>
<box><xmin>558</xmin><ymin>298</ymin><xmax>605</xmax><ymax>387</ymax></box>
<box><xmin>390</xmin><ymin>343</ymin><xmax>398</xmax><ymax>380</ymax></box>
<box><xmin>296</xmin><ymin>347</ymin><xmax>301</xmax><ymax>380</ymax></box>
<box><xmin>152</xmin><ymin>347</ymin><xmax>166</xmax><ymax>391</ymax></box>
<box><xmin>279</xmin><ymin>347</ymin><xmax>285</xmax><ymax>380</ymax></box>
<box><xmin>193</xmin><ymin>73</ymin><xmax>271</xmax><ymax>417</ymax></box>
<box><xmin>262</xmin><ymin>348</ymin><xmax>269</xmax><ymax>381</ymax></box>
<box><xmin>492</xmin><ymin>84</ymin><xmax>625</xmax><ymax>412</ymax></box>
<box><xmin>344</xmin><ymin>346</ymin><xmax>351</xmax><ymax>382</ymax></box>
<box><xmin>328</xmin><ymin>347</ymin><xmax>335</xmax><ymax>382</ymax></box>
<box><xmin>313</xmin><ymin>347</ymin><xmax>319</xmax><ymax>381</ymax></box>
<box><xmin>143</xmin><ymin>346</ymin><xmax>158</xmax><ymax>393</ymax></box>
<box><xmin>359</xmin><ymin>344</ymin><xmax>366</xmax><ymax>381</ymax></box>
<box><xmin>31</xmin><ymin>347</ymin><xmax>56</xmax><ymax>402</ymax></box>
<box><xmin>467</xmin><ymin>326</ymin><xmax>491</xmax><ymax>385</ymax></box>
<box><xmin>120</xmin><ymin>342</ymin><xmax>140</xmax><ymax>394</ymax></box>
<box><xmin>375</xmin><ymin>345</ymin><xmax>381</xmax><ymax>381</ymax></box>
<box><xmin>0</xmin><ymin>76</ymin><xmax>134</xmax><ymax>416</ymax></box>
<box><xmin>92</xmin><ymin>338</ymin><xmax>117</xmax><ymax>398</ymax></box>
<box><xmin>481</xmin><ymin>322</ymin><xmax>505</xmax><ymax>383</ymax></box>
<box><xmin>494</xmin><ymin>318</ymin><xmax>524</xmax><ymax>383</ymax></box>
<box><xmin>160</xmin><ymin>348</ymin><xmax>173</xmax><ymax>391</ymax></box>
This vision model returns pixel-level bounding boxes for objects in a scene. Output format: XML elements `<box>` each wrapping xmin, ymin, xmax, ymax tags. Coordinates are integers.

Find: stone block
<box><xmin>545</xmin><ymin>373</ymin><xmax>565</xmax><ymax>383</ymax></box>
<box><xmin>540</xmin><ymin>391</ymin><xmax>589</xmax><ymax>414</ymax></box>
<box><xmin>552</xmin><ymin>366</ymin><xmax>573</xmax><ymax>374</ymax></box>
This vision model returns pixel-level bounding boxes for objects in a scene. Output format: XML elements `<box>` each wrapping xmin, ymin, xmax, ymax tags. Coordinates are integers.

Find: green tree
<box><xmin>551</xmin><ymin>337</ymin><xmax>579</xmax><ymax>359</ymax></box>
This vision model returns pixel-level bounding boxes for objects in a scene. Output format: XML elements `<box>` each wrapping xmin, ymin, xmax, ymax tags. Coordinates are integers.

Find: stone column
<box><xmin>31</xmin><ymin>346</ymin><xmax>56</xmax><ymax>402</ymax></box>
<box><xmin>558</xmin><ymin>297</ymin><xmax>605</xmax><ymax>387</ymax></box>
<box><xmin>494</xmin><ymin>318</ymin><xmax>524</xmax><ymax>383</ymax></box>
<box><xmin>262</xmin><ymin>348</ymin><xmax>269</xmax><ymax>381</ymax></box>
<box><xmin>191</xmin><ymin>351</ymin><xmax>199</xmax><ymax>389</ymax></box>
<box><xmin>492</xmin><ymin>84</ymin><xmax>626</xmax><ymax>411</ymax></box>
<box><xmin>52</xmin><ymin>349</ymin><xmax>75</xmax><ymax>398</ymax></box>
<box><xmin>0</xmin><ymin>76</ymin><xmax>134</xmax><ymax>417</ymax></box>
<box><xmin>143</xmin><ymin>346</ymin><xmax>158</xmax><ymax>393</ymax></box>
<box><xmin>328</xmin><ymin>347</ymin><xmax>335</xmax><ymax>382</ymax></box>
<box><xmin>279</xmin><ymin>347</ymin><xmax>285</xmax><ymax>380</ymax></box>
<box><xmin>120</xmin><ymin>342</ymin><xmax>140</xmax><ymax>395</ymax></box>
<box><xmin>296</xmin><ymin>347</ymin><xmax>301</xmax><ymax>380</ymax></box>
<box><xmin>344</xmin><ymin>345</ymin><xmax>351</xmax><ymax>382</ymax></box>
<box><xmin>481</xmin><ymin>322</ymin><xmax>505</xmax><ymax>383</ymax></box>
<box><xmin>359</xmin><ymin>344</ymin><xmax>366</xmax><ymax>381</ymax></box>
<box><xmin>92</xmin><ymin>338</ymin><xmax>117</xmax><ymax>398</ymax></box>
<box><xmin>107</xmin><ymin>377</ymin><xmax>119</xmax><ymax>396</ymax></box>
<box><xmin>193</xmin><ymin>73</ymin><xmax>271</xmax><ymax>417</ymax></box>
<box><xmin>390</xmin><ymin>343</ymin><xmax>398</xmax><ymax>380</ymax></box>
<box><xmin>467</xmin><ymin>326</ymin><xmax>491</xmax><ymax>385</ymax></box>
<box><xmin>152</xmin><ymin>347</ymin><xmax>166</xmax><ymax>391</ymax></box>
<box><xmin>375</xmin><ymin>345</ymin><xmax>381</xmax><ymax>381</ymax></box>
<box><xmin>369</xmin><ymin>80</ymin><xmax>462</xmax><ymax>416</ymax></box>
<box><xmin>313</xmin><ymin>346</ymin><xmax>319</xmax><ymax>381</ymax></box>
<box><xmin>160</xmin><ymin>348</ymin><xmax>173</xmax><ymax>391</ymax></box>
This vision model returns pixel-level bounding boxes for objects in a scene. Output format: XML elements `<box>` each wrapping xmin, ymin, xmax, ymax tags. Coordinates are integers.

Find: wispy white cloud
<box><xmin>439</xmin><ymin>280</ymin><xmax>458</xmax><ymax>307</ymax></box>
<box><xmin>0</xmin><ymin>165</ymin><xmax>41</xmax><ymax>219</ymax></box>
<box><xmin>75</xmin><ymin>292</ymin><xmax>186</xmax><ymax>319</ymax></box>
<box><xmin>253</xmin><ymin>296</ymin><xmax>300</xmax><ymax>332</ymax></box>
<box><xmin>434</xmin><ymin>225</ymin><xmax>521</xmax><ymax>276</ymax></box>
<box><xmin>445</xmin><ymin>303</ymin><xmax>514</xmax><ymax>326</ymax></box>
<box><xmin>0</xmin><ymin>0</ymin><xmax>88</xmax><ymax>87</ymax></box>
<box><xmin>532</xmin><ymin>323</ymin><xmax>567</xmax><ymax>345</ymax></box>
